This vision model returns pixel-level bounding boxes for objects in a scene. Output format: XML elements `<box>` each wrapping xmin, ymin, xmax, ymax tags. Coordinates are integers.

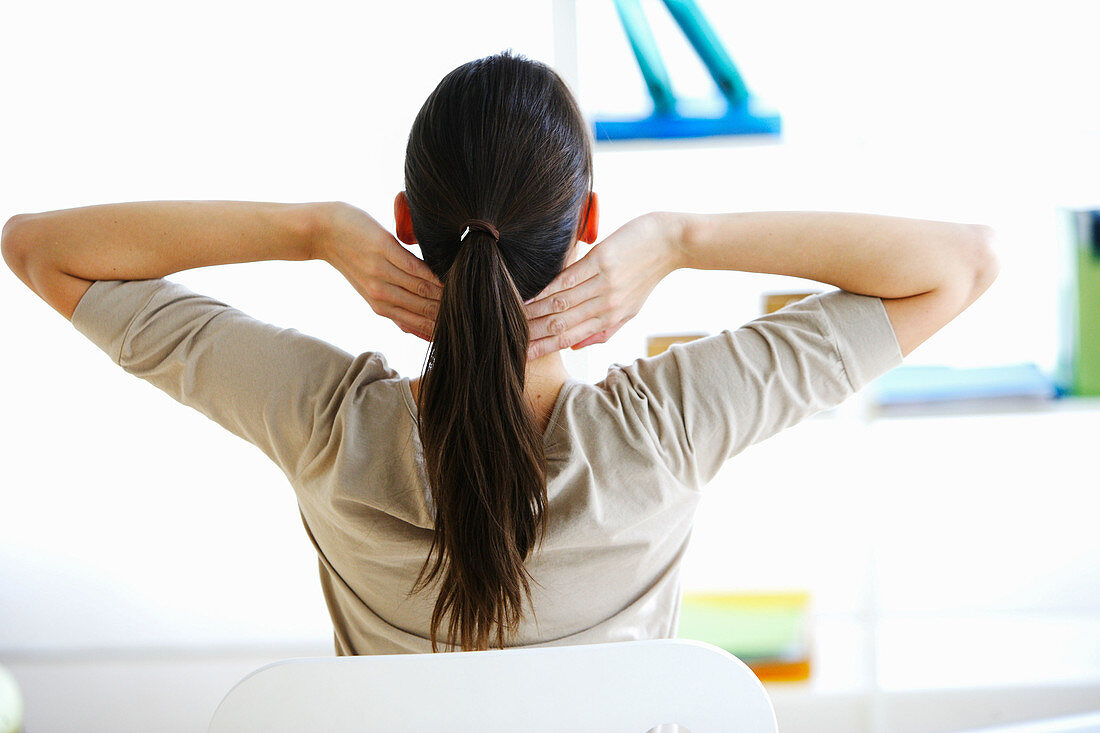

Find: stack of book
<box><xmin>676</xmin><ymin>590</ymin><xmax>812</xmax><ymax>683</ymax></box>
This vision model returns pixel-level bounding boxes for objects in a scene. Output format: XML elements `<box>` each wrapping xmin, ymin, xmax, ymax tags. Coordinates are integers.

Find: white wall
<box><xmin>1</xmin><ymin>0</ymin><xmax>1098</xmax><ymax>731</ymax></box>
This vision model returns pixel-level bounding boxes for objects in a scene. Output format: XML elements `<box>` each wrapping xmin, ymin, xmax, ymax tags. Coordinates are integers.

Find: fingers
<box><xmin>379</xmin><ymin>301</ymin><xmax>435</xmax><ymax>341</ymax></box>
<box><xmin>374</xmin><ymin>236</ymin><xmax>625</xmax><ymax>354</ymax></box>
<box><xmin>364</xmin><ymin>251</ymin><xmax>441</xmax><ymax>338</ymax></box>
<box><xmin>523</xmin><ymin>256</ymin><xmax>602</xmax><ymax>315</ymax></box>
<box><xmin>526</xmin><ymin>290</ymin><xmax>615</xmax><ymax>358</ymax></box>
<box><xmin>576</xmin><ymin>321</ymin><xmax>624</xmax><ymax>348</ymax></box>
<box><xmin>521</xmin><ymin>254</ymin><xmax>613</xmax><ymax>359</ymax></box>
<box><xmin>373</xmin><ymin>278</ymin><xmax>439</xmax><ymax>326</ymax></box>
<box><xmin>381</xmin><ymin>232</ymin><xmax>444</xmax><ymax>293</ymax></box>
<box><xmin>527</xmin><ymin>315</ymin><xmax>605</xmax><ymax>360</ymax></box>
<box><xmin>523</xmin><ymin>274</ymin><xmax>606</xmax><ymax>337</ymax></box>
<box><xmin>570</xmin><ymin>330</ymin><xmax>607</xmax><ymax>349</ymax></box>
<box><xmin>369</xmin><ymin>255</ymin><xmax>443</xmax><ymax>326</ymax></box>
<box><xmin>387</xmin><ymin>232</ymin><xmax>443</xmax><ymax>284</ymax></box>
<box><xmin>527</xmin><ymin>288</ymin><xmax>610</xmax><ymax>349</ymax></box>
<box><xmin>384</xmin><ymin>248</ymin><xmax>444</xmax><ymax>298</ymax></box>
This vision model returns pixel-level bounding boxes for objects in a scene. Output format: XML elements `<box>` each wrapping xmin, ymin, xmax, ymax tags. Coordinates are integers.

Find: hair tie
<box><xmin>459</xmin><ymin>219</ymin><xmax>500</xmax><ymax>243</ymax></box>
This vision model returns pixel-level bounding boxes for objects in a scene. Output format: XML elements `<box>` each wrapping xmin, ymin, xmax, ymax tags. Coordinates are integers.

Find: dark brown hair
<box><xmin>403</xmin><ymin>49</ymin><xmax>594</xmax><ymax>651</ymax></box>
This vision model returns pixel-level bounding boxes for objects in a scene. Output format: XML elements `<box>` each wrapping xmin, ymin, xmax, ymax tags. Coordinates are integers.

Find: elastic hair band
<box><xmin>459</xmin><ymin>219</ymin><xmax>500</xmax><ymax>243</ymax></box>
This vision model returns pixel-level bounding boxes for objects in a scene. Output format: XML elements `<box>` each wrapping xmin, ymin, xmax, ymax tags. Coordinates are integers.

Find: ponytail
<box><xmin>402</xmin><ymin>49</ymin><xmax>595</xmax><ymax>650</ymax></box>
<box><xmin>410</xmin><ymin>224</ymin><xmax>549</xmax><ymax>652</ymax></box>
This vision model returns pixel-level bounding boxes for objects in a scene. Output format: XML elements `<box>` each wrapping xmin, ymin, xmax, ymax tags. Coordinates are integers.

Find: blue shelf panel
<box><xmin>593</xmin><ymin>97</ymin><xmax>782</xmax><ymax>142</ymax></box>
<box><xmin>869</xmin><ymin>363</ymin><xmax>1057</xmax><ymax>405</ymax></box>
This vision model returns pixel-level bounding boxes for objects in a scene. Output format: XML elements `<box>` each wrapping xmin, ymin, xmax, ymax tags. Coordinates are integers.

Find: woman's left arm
<box><xmin>1</xmin><ymin>200</ymin><xmax>323</xmax><ymax>321</ymax></box>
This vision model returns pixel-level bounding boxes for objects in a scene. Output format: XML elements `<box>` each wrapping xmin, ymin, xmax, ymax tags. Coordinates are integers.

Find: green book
<box><xmin>1056</xmin><ymin>208</ymin><xmax>1100</xmax><ymax>396</ymax></box>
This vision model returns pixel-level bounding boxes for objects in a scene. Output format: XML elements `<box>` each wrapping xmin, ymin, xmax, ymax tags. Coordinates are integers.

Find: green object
<box><xmin>676</xmin><ymin>591</ymin><xmax>808</xmax><ymax>660</ymax></box>
<box><xmin>1056</xmin><ymin>208</ymin><xmax>1100</xmax><ymax>396</ymax></box>
<box><xmin>0</xmin><ymin>664</ymin><xmax>23</xmax><ymax>733</ymax></box>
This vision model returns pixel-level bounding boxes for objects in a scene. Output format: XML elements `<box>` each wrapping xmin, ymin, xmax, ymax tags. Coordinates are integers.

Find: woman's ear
<box><xmin>394</xmin><ymin>191</ymin><xmax>417</xmax><ymax>245</ymax></box>
<box><xmin>579</xmin><ymin>191</ymin><xmax>599</xmax><ymax>244</ymax></box>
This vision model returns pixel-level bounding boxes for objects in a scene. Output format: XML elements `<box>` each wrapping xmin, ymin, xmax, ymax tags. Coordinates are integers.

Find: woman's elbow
<box><xmin>970</xmin><ymin>225</ymin><xmax>1002</xmax><ymax>295</ymax></box>
<box><xmin>2</xmin><ymin>214</ymin><xmax>33</xmax><ymax>273</ymax></box>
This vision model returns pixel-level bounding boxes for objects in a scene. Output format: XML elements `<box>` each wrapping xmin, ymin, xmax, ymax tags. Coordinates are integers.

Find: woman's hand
<box><xmin>315</xmin><ymin>202</ymin><xmax>444</xmax><ymax>341</ymax></box>
<box><xmin>523</xmin><ymin>212</ymin><xmax>686</xmax><ymax>360</ymax></box>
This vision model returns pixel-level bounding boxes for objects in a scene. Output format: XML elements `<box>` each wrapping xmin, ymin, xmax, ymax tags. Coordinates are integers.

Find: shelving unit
<box><xmin>682</xmin><ymin>395</ymin><xmax>1100</xmax><ymax>733</ymax></box>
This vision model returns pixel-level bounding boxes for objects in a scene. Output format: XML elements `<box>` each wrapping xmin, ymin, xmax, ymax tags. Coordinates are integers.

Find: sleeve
<box><xmin>70</xmin><ymin>277</ymin><xmax>398</xmax><ymax>482</ymax></box>
<box><xmin>608</xmin><ymin>288</ymin><xmax>904</xmax><ymax>491</ymax></box>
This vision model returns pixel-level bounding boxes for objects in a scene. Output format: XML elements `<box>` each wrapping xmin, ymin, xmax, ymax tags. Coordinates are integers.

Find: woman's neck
<box><xmin>408</xmin><ymin>353</ymin><xmax>573</xmax><ymax>427</ymax></box>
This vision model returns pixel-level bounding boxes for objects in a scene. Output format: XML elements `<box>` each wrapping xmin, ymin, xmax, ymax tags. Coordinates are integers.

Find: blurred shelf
<box><xmin>723</xmin><ymin>611</ymin><xmax>1100</xmax><ymax>696</ymax></box>
<box><xmin>757</xmin><ymin>612</ymin><xmax>1100</xmax><ymax>732</ymax></box>
<box><xmin>804</xmin><ymin>395</ymin><xmax>1100</xmax><ymax>422</ymax></box>
<box><xmin>866</xmin><ymin>395</ymin><xmax>1100</xmax><ymax>420</ymax></box>
<box><xmin>764</xmin><ymin>682</ymin><xmax>1100</xmax><ymax>733</ymax></box>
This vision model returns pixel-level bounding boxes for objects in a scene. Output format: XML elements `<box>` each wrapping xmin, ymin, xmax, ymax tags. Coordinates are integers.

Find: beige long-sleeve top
<box><xmin>71</xmin><ymin>277</ymin><xmax>903</xmax><ymax>655</ymax></box>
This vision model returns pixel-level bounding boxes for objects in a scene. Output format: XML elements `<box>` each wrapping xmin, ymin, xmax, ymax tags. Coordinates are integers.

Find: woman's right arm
<box><xmin>671</xmin><ymin>210</ymin><xmax>994</xmax><ymax>298</ymax></box>
<box><xmin>665</xmin><ymin>209</ymin><xmax>1001</xmax><ymax>358</ymax></box>
<box><xmin>524</xmin><ymin>209</ymin><xmax>1000</xmax><ymax>360</ymax></box>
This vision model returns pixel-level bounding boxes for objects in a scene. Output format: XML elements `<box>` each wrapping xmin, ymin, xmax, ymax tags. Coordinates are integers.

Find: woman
<box><xmin>2</xmin><ymin>50</ymin><xmax>999</xmax><ymax>654</ymax></box>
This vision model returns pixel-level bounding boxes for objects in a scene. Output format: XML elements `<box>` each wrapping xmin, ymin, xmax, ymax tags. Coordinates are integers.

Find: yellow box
<box><xmin>646</xmin><ymin>332</ymin><xmax>708</xmax><ymax>357</ymax></box>
<box><xmin>762</xmin><ymin>291</ymin><xmax>820</xmax><ymax>315</ymax></box>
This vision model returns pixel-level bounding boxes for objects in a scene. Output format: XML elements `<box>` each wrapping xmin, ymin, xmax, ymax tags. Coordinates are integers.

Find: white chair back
<box><xmin>208</xmin><ymin>638</ymin><xmax>778</xmax><ymax>733</ymax></box>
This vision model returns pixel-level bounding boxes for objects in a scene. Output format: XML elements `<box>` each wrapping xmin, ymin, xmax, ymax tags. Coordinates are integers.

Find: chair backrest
<box><xmin>208</xmin><ymin>638</ymin><xmax>778</xmax><ymax>733</ymax></box>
